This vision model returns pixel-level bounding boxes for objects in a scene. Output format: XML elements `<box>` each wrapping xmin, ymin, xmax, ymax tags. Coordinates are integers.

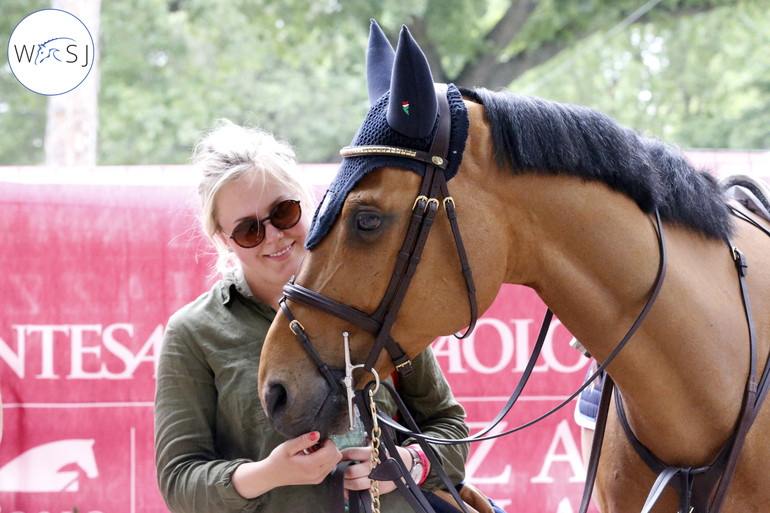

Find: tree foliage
<box><xmin>1</xmin><ymin>0</ymin><xmax>767</xmax><ymax>166</ymax></box>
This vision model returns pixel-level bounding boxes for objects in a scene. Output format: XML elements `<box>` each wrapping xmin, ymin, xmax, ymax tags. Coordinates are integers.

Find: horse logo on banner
<box><xmin>0</xmin><ymin>439</ymin><xmax>99</xmax><ymax>492</ymax></box>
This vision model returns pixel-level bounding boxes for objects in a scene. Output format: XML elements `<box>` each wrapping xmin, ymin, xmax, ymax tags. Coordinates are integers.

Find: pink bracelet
<box><xmin>408</xmin><ymin>444</ymin><xmax>430</xmax><ymax>485</ymax></box>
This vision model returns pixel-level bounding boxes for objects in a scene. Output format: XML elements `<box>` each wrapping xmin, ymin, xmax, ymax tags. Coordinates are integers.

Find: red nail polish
<box><xmin>310</xmin><ymin>431</ymin><xmax>319</xmax><ymax>441</ymax></box>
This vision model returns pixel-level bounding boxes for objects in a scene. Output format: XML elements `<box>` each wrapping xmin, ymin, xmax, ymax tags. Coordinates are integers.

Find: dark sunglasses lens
<box><xmin>231</xmin><ymin>219</ymin><xmax>263</xmax><ymax>248</ymax></box>
<box><xmin>270</xmin><ymin>200</ymin><xmax>301</xmax><ymax>229</ymax></box>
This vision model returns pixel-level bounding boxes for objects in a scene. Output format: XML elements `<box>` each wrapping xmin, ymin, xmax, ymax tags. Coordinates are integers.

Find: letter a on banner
<box><xmin>530</xmin><ymin>420</ymin><xmax>584</xmax><ymax>484</ymax></box>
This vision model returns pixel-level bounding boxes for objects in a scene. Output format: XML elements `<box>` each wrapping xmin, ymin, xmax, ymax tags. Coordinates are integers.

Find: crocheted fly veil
<box><xmin>306</xmin><ymin>20</ymin><xmax>469</xmax><ymax>248</ymax></box>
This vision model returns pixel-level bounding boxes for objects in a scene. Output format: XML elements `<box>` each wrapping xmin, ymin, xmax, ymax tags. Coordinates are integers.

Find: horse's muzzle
<box><xmin>262</xmin><ymin>375</ymin><xmax>349</xmax><ymax>439</ymax></box>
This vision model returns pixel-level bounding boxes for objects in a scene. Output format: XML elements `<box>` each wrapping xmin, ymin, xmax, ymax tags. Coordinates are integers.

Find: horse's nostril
<box><xmin>264</xmin><ymin>381</ymin><xmax>288</xmax><ymax>418</ymax></box>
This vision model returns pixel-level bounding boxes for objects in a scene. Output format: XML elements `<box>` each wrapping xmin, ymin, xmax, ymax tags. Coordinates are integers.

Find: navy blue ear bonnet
<box><xmin>305</xmin><ymin>22</ymin><xmax>470</xmax><ymax>249</ymax></box>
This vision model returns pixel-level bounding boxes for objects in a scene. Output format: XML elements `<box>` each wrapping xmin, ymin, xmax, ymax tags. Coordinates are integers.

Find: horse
<box><xmin>258</xmin><ymin>21</ymin><xmax>770</xmax><ymax>512</ymax></box>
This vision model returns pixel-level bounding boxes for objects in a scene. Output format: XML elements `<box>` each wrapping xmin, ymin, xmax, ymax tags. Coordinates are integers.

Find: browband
<box><xmin>340</xmin><ymin>145</ymin><xmax>448</xmax><ymax>169</ymax></box>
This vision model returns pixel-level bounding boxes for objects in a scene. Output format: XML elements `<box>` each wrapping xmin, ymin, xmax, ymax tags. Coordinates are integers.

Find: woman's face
<box><xmin>216</xmin><ymin>174</ymin><xmax>310</xmax><ymax>303</ymax></box>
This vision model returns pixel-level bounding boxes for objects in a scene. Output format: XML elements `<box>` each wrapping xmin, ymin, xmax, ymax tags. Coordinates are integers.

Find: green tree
<box><xmin>513</xmin><ymin>0</ymin><xmax>770</xmax><ymax>149</ymax></box>
<box><xmin>1</xmin><ymin>0</ymin><xmax>767</xmax><ymax>166</ymax></box>
<box><xmin>0</xmin><ymin>0</ymin><xmax>49</xmax><ymax>165</ymax></box>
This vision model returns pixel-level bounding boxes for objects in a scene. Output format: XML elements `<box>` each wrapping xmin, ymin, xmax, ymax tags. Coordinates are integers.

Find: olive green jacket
<box><xmin>154</xmin><ymin>275</ymin><xmax>469</xmax><ymax>512</ymax></box>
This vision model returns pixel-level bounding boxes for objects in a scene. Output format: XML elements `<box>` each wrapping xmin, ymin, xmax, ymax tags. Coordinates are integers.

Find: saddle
<box><xmin>721</xmin><ymin>174</ymin><xmax>770</xmax><ymax>222</ymax></box>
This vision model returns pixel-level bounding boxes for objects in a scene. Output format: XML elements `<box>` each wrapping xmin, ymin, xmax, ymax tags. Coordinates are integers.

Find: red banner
<box><xmin>1</xmin><ymin>157</ymin><xmax>767</xmax><ymax>512</ymax></box>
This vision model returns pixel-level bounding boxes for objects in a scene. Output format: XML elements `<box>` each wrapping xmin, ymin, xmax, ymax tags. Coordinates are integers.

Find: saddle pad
<box><xmin>574</xmin><ymin>363</ymin><xmax>604</xmax><ymax>430</ymax></box>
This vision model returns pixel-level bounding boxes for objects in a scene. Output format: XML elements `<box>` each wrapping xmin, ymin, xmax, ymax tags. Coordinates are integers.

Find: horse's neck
<box><xmin>503</xmin><ymin>174</ymin><xmax>750</xmax><ymax>464</ymax></box>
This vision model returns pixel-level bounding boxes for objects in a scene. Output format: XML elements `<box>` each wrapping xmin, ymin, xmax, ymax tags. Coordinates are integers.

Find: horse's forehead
<box><xmin>343</xmin><ymin>167</ymin><xmax>421</xmax><ymax>207</ymax></box>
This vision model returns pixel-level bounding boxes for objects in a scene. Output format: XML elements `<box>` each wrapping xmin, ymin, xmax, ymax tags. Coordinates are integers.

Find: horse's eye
<box><xmin>356</xmin><ymin>211</ymin><xmax>382</xmax><ymax>232</ymax></box>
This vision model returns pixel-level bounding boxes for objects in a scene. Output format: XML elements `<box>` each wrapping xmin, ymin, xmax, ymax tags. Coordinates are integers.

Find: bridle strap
<box><xmin>283</xmin><ymin>281</ymin><xmax>381</xmax><ymax>334</ymax></box>
<box><xmin>364</xmin><ymin>83</ymin><xmax>458</xmax><ymax>372</ymax></box>
<box><xmin>440</xmin><ymin>180</ymin><xmax>478</xmax><ymax>337</ymax></box>
<box><xmin>278</xmin><ymin>298</ymin><xmax>344</xmax><ymax>391</ymax></box>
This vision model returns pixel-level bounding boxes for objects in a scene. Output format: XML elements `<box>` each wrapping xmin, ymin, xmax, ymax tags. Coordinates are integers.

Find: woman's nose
<box><xmin>262</xmin><ymin>221</ymin><xmax>284</xmax><ymax>244</ymax></box>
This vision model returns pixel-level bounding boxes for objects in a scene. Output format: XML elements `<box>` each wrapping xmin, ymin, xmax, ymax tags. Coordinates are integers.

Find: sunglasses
<box><xmin>228</xmin><ymin>199</ymin><xmax>302</xmax><ymax>248</ymax></box>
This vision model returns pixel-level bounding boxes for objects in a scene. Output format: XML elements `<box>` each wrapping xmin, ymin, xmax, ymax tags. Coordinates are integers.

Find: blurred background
<box><xmin>2</xmin><ymin>0</ymin><xmax>768</xmax><ymax>167</ymax></box>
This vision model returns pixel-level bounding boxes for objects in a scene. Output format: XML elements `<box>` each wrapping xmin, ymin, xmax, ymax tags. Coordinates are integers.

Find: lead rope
<box><xmin>369</xmin><ymin>389</ymin><xmax>382</xmax><ymax>513</ymax></box>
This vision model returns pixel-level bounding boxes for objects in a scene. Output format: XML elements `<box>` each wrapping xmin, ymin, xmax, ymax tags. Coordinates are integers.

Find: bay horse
<box><xmin>258</xmin><ymin>21</ymin><xmax>770</xmax><ymax>512</ymax></box>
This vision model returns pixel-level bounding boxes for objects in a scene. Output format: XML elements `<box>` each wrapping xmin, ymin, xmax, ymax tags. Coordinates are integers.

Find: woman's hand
<box><xmin>269</xmin><ymin>431</ymin><xmax>343</xmax><ymax>485</ymax></box>
<box><xmin>340</xmin><ymin>445</ymin><xmax>412</xmax><ymax>495</ymax></box>
<box><xmin>232</xmin><ymin>432</ymin><xmax>342</xmax><ymax>499</ymax></box>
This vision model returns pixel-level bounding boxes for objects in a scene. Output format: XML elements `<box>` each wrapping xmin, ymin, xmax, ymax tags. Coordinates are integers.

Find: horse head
<box><xmin>34</xmin><ymin>37</ymin><xmax>75</xmax><ymax>65</ymax></box>
<box><xmin>258</xmin><ymin>21</ymin><xmax>506</xmax><ymax>439</ymax></box>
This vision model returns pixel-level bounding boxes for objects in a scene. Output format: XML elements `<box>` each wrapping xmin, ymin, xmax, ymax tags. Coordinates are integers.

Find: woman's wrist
<box><xmin>406</xmin><ymin>444</ymin><xmax>430</xmax><ymax>485</ymax></box>
<box><xmin>232</xmin><ymin>459</ymin><xmax>281</xmax><ymax>499</ymax></box>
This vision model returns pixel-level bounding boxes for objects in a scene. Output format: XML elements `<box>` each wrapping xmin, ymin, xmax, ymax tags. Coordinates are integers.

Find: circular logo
<box><xmin>7</xmin><ymin>9</ymin><xmax>95</xmax><ymax>96</ymax></box>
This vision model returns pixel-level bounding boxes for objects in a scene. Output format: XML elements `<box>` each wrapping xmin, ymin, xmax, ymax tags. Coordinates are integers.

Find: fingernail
<box><xmin>309</xmin><ymin>431</ymin><xmax>319</xmax><ymax>441</ymax></box>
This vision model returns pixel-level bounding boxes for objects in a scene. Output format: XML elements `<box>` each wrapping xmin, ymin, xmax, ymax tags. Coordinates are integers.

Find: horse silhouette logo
<box><xmin>34</xmin><ymin>37</ymin><xmax>77</xmax><ymax>65</ymax></box>
<box><xmin>7</xmin><ymin>9</ymin><xmax>95</xmax><ymax>95</ymax></box>
<box><xmin>0</xmin><ymin>439</ymin><xmax>99</xmax><ymax>492</ymax></box>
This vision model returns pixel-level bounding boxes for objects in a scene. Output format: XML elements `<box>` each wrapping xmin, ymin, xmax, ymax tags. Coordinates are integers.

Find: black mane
<box><xmin>465</xmin><ymin>87</ymin><xmax>732</xmax><ymax>240</ymax></box>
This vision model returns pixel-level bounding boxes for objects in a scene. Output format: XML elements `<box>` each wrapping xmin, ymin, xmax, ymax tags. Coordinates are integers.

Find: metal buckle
<box><xmin>289</xmin><ymin>319</ymin><xmax>304</xmax><ymax>335</ymax></box>
<box><xmin>395</xmin><ymin>360</ymin><xmax>413</xmax><ymax>371</ymax></box>
<box><xmin>412</xmin><ymin>195</ymin><xmax>428</xmax><ymax>211</ymax></box>
<box><xmin>342</xmin><ymin>331</ymin><xmax>380</xmax><ymax>431</ymax></box>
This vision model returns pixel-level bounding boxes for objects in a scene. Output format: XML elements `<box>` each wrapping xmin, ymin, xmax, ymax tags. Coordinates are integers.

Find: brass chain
<box><xmin>368</xmin><ymin>389</ymin><xmax>382</xmax><ymax>513</ymax></box>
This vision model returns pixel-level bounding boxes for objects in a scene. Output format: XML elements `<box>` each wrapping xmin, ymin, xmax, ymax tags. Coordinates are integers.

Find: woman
<box><xmin>154</xmin><ymin>121</ymin><xmax>470</xmax><ymax>512</ymax></box>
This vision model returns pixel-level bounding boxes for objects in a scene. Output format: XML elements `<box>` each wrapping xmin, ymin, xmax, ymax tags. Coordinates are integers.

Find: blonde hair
<box><xmin>192</xmin><ymin>120</ymin><xmax>315</xmax><ymax>273</ymax></box>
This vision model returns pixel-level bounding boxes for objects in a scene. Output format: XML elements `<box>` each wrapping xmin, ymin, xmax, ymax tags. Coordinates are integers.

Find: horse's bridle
<box><xmin>279</xmin><ymin>86</ymin><xmax>478</xmax><ymax>392</ymax></box>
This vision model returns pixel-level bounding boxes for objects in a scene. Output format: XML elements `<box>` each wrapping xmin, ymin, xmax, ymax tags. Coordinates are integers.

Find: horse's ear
<box><xmin>386</xmin><ymin>25</ymin><xmax>437</xmax><ymax>138</ymax></box>
<box><xmin>366</xmin><ymin>19</ymin><xmax>395</xmax><ymax>104</ymax></box>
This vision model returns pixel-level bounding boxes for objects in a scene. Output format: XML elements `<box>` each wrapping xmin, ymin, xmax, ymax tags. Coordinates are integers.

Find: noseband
<box><xmin>279</xmin><ymin>86</ymin><xmax>478</xmax><ymax>392</ymax></box>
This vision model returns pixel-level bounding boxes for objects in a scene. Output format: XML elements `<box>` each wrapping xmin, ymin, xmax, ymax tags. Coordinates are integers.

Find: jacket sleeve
<box><xmin>154</xmin><ymin>320</ymin><xmax>260</xmax><ymax>513</ymax></box>
<box><xmin>396</xmin><ymin>346</ymin><xmax>470</xmax><ymax>491</ymax></box>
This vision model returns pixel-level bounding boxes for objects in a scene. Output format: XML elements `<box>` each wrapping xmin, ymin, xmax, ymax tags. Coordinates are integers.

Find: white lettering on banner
<box><xmin>69</xmin><ymin>324</ymin><xmax>103</xmax><ymax>378</ymax></box>
<box><xmin>462</xmin><ymin>319</ymin><xmax>514</xmax><ymax>374</ymax></box>
<box><xmin>558</xmin><ymin>497</ymin><xmax>576</xmax><ymax>513</ymax></box>
<box><xmin>464</xmin><ymin>421</ymin><xmax>512</xmax><ymax>484</ymax></box>
<box><xmin>531</xmin><ymin>419</ymin><xmax>585</xmax><ymax>484</ymax></box>
<box><xmin>432</xmin><ymin>317</ymin><xmax>587</xmax><ymax>374</ymax></box>
<box><xmin>431</xmin><ymin>336</ymin><xmax>467</xmax><ymax>373</ymax></box>
<box><xmin>0</xmin><ymin>324</ymin><xmax>163</xmax><ymax>379</ymax></box>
